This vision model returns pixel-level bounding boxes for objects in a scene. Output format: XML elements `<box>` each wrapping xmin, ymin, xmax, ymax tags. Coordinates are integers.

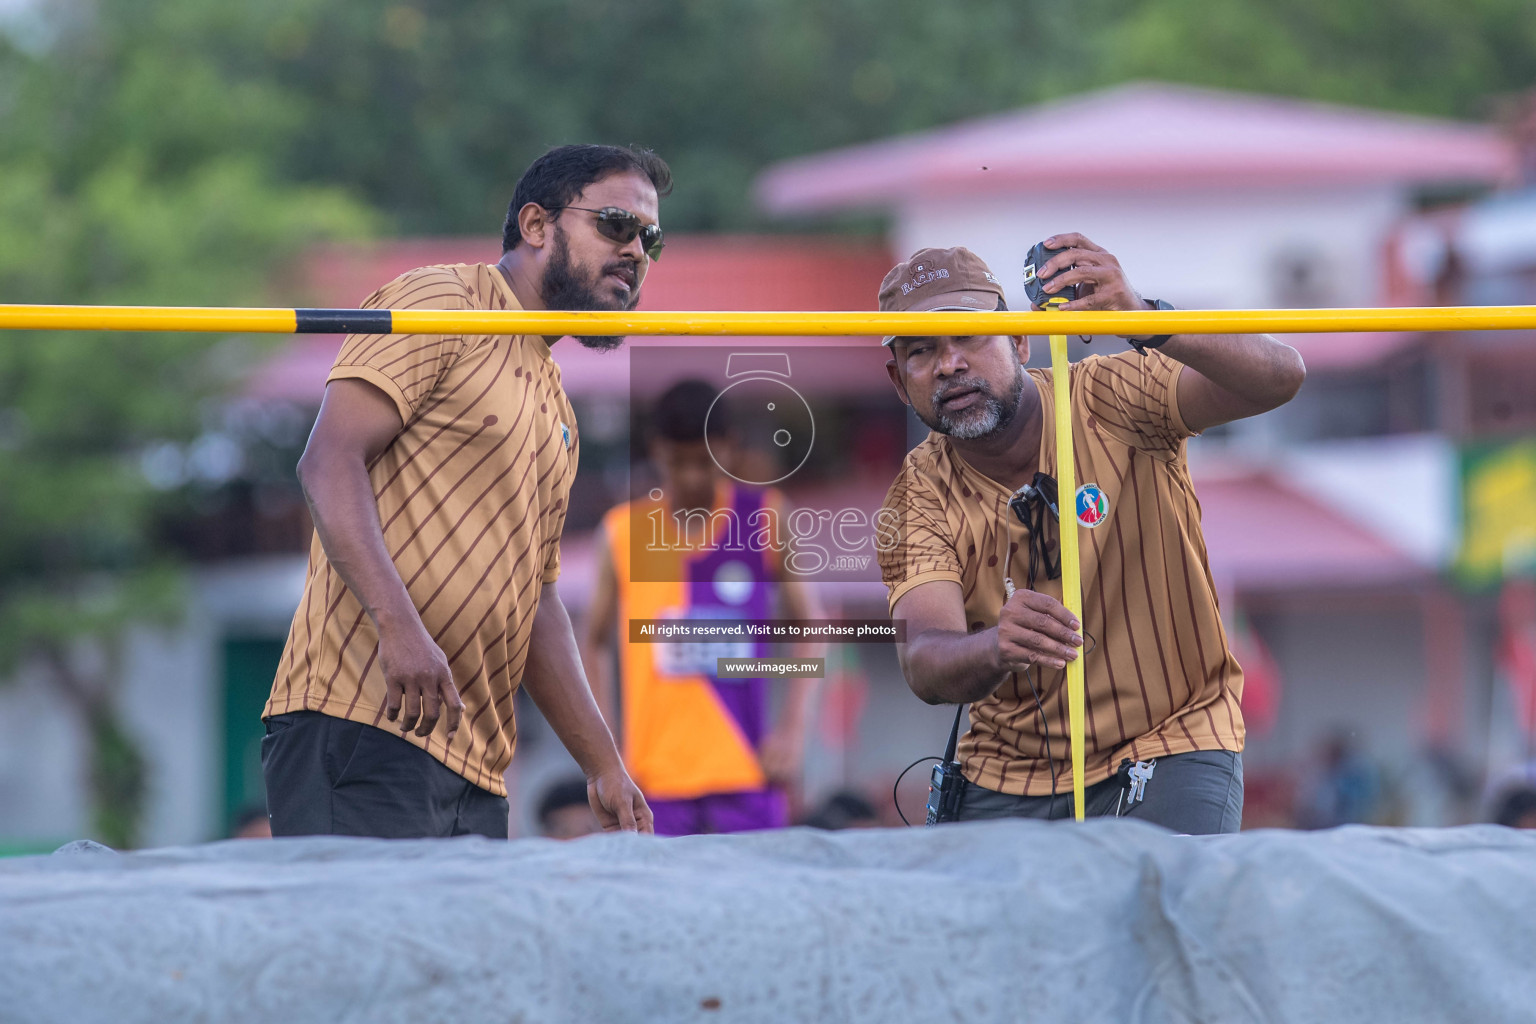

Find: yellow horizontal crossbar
<box><xmin>1</xmin><ymin>304</ymin><xmax>1536</xmax><ymax>336</ymax></box>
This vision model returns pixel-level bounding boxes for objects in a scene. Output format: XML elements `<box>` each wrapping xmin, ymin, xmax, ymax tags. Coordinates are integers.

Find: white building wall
<box><xmin>1281</xmin><ymin>434</ymin><xmax>1459</xmax><ymax>567</ymax></box>
<box><xmin>1246</xmin><ymin>605</ymin><xmax>1428</xmax><ymax>770</ymax></box>
<box><xmin>0</xmin><ymin>557</ymin><xmax>307</xmax><ymax>851</ymax></box>
<box><xmin>119</xmin><ymin>622</ymin><xmax>222</xmax><ymax>849</ymax></box>
<box><xmin>123</xmin><ymin>558</ymin><xmax>308</xmax><ymax>846</ymax></box>
<box><xmin>0</xmin><ymin>666</ymin><xmax>92</xmax><ymax>848</ymax></box>
<box><xmin>894</xmin><ymin>184</ymin><xmax>1405</xmax><ymax>312</ymax></box>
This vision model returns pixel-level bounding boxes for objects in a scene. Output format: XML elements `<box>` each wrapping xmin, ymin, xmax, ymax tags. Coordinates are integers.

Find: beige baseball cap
<box><xmin>878</xmin><ymin>246</ymin><xmax>1006</xmax><ymax>346</ymax></box>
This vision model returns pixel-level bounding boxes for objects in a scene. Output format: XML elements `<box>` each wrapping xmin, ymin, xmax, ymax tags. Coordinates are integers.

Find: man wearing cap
<box><xmin>876</xmin><ymin>235</ymin><xmax>1305</xmax><ymax>832</ymax></box>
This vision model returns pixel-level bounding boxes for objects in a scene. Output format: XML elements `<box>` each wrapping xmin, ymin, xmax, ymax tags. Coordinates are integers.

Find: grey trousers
<box><xmin>955</xmin><ymin>749</ymin><xmax>1244</xmax><ymax>835</ymax></box>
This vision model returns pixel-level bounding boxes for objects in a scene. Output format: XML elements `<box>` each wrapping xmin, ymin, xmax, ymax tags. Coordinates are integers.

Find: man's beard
<box><xmin>540</xmin><ymin>225</ymin><xmax>640</xmax><ymax>351</ymax></box>
<box><xmin>915</xmin><ymin>363</ymin><xmax>1027</xmax><ymax>440</ymax></box>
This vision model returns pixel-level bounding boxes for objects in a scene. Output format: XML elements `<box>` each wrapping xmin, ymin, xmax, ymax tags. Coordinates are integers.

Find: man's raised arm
<box><xmin>1034</xmin><ymin>231</ymin><xmax>1306</xmax><ymax>433</ymax></box>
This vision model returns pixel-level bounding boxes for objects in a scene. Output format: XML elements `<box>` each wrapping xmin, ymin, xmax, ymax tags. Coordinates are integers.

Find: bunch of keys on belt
<box><xmin>1127</xmin><ymin>760</ymin><xmax>1156</xmax><ymax>804</ymax></box>
<box><xmin>1115</xmin><ymin>758</ymin><xmax>1157</xmax><ymax>812</ymax></box>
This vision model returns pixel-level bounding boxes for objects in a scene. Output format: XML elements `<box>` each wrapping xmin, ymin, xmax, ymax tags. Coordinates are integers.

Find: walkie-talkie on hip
<box><xmin>925</xmin><ymin>705</ymin><xmax>966</xmax><ymax>825</ymax></box>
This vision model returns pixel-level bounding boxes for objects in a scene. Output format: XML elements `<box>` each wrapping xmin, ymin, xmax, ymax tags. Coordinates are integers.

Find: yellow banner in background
<box><xmin>1459</xmin><ymin>439</ymin><xmax>1536</xmax><ymax>585</ymax></box>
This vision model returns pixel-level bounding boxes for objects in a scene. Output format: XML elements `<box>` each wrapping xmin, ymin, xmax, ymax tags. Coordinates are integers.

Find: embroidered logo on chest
<box><xmin>1075</xmin><ymin>483</ymin><xmax>1110</xmax><ymax>528</ymax></box>
<box><xmin>560</xmin><ymin>421</ymin><xmax>571</xmax><ymax>451</ymax></box>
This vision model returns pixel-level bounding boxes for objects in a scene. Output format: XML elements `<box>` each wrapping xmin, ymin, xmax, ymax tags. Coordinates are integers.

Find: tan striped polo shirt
<box><xmin>879</xmin><ymin>349</ymin><xmax>1244</xmax><ymax>796</ymax></box>
<box><xmin>264</xmin><ymin>262</ymin><xmax>578</xmax><ymax>796</ymax></box>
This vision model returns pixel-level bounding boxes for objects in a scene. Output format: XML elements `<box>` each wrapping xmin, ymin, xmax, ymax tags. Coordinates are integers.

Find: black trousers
<box><xmin>261</xmin><ymin>711</ymin><xmax>508</xmax><ymax>839</ymax></box>
<box><xmin>955</xmin><ymin>749</ymin><xmax>1244</xmax><ymax>835</ymax></box>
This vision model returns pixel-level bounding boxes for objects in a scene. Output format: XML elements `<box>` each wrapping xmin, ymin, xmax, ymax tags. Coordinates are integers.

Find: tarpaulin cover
<box><xmin>1</xmin><ymin>819</ymin><xmax>1533</xmax><ymax>1023</ymax></box>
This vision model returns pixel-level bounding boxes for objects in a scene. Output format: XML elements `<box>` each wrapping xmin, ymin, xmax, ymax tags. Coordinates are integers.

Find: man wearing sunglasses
<box><xmin>876</xmin><ymin>239</ymin><xmax>1306</xmax><ymax>833</ymax></box>
<box><xmin>262</xmin><ymin>145</ymin><xmax>670</xmax><ymax>840</ymax></box>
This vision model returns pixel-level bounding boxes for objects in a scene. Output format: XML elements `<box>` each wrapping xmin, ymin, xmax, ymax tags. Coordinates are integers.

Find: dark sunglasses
<box><xmin>549</xmin><ymin>205</ymin><xmax>664</xmax><ymax>261</ymax></box>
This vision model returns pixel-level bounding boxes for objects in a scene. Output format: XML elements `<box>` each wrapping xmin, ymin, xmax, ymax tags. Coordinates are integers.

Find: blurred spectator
<box><xmin>803</xmin><ymin>790</ymin><xmax>880</xmax><ymax>830</ymax></box>
<box><xmin>537</xmin><ymin>778</ymin><xmax>601</xmax><ymax>840</ymax></box>
<box><xmin>1298</xmin><ymin>731</ymin><xmax>1382</xmax><ymax>829</ymax></box>
<box><xmin>230</xmin><ymin>806</ymin><xmax>272</xmax><ymax>840</ymax></box>
<box><xmin>1392</xmin><ymin>744</ymin><xmax>1480</xmax><ymax>827</ymax></box>
<box><xmin>583</xmin><ymin>379</ymin><xmax>822</xmax><ymax>836</ymax></box>
<box><xmin>1491</xmin><ymin>785</ymin><xmax>1536</xmax><ymax>829</ymax></box>
<box><xmin>1236</xmin><ymin>770</ymin><xmax>1298</xmax><ymax>830</ymax></box>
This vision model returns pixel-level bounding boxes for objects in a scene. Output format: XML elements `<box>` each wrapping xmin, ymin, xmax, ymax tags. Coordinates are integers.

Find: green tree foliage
<box><xmin>248</xmin><ymin>0</ymin><xmax>1105</xmax><ymax>233</ymax></box>
<box><xmin>34</xmin><ymin>0</ymin><xmax>1525</xmax><ymax>237</ymax></box>
<box><xmin>0</xmin><ymin>4</ymin><xmax>372</xmax><ymax>847</ymax></box>
<box><xmin>10</xmin><ymin>0</ymin><xmax>1533</xmax><ymax>237</ymax></box>
<box><xmin>1095</xmin><ymin>0</ymin><xmax>1536</xmax><ymax>119</ymax></box>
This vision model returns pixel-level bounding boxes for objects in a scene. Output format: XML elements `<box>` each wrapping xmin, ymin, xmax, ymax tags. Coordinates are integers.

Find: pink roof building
<box><xmin>756</xmin><ymin>82</ymin><xmax>1515</xmax><ymax>373</ymax></box>
<box><xmin>758</xmin><ymin>81</ymin><xmax>1514</xmax><ymax>212</ymax></box>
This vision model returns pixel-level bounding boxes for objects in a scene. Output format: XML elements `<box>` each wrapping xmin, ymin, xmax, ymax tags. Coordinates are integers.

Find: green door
<box><xmin>222</xmin><ymin>638</ymin><xmax>286</xmax><ymax>835</ymax></box>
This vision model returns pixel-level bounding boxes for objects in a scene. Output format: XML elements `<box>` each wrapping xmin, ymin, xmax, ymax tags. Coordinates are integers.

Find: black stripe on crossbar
<box><xmin>294</xmin><ymin>309</ymin><xmax>393</xmax><ymax>334</ymax></box>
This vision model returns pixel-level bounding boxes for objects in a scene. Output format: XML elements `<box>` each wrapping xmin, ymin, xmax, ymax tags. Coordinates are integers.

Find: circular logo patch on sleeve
<box><xmin>1075</xmin><ymin>484</ymin><xmax>1110</xmax><ymax>528</ymax></box>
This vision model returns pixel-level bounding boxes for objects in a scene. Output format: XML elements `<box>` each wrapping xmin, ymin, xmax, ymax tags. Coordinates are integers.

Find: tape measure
<box><xmin>1022</xmin><ymin>241</ymin><xmax>1077</xmax><ymax>308</ymax></box>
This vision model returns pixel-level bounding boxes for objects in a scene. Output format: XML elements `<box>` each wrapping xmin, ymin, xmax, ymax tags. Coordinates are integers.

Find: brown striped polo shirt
<box><xmin>878</xmin><ymin>349</ymin><xmax>1244</xmax><ymax>796</ymax></box>
<box><xmin>264</xmin><ymin>262</ymin><xmax>578</xmax><ymax>796</ymax></box>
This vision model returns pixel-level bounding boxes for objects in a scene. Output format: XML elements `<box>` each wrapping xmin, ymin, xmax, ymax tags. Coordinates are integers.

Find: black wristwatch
<box><xmin>1128</xmin><ymin>298</ymin><xmax>1174</xmax><ymax>355</ymax></box>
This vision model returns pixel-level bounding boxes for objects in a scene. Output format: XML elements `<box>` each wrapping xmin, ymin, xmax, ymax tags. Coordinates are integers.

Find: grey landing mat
<box><xmin>2</xmin><ymin>819</ymin><xmax>1534</xmax><ymax>1023</ymax></box>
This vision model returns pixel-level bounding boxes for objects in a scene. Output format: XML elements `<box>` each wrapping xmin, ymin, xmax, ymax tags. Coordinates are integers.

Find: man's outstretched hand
<box><xmin>588</xmin><ymin>769</ymin><xmax>654</xmax><ymax>833</ymax></box>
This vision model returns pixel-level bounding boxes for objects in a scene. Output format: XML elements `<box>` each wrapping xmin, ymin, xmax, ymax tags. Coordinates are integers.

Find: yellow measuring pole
<box><xmin>0</xmin><ymin>306</ymin><xmax>301</xmax><ymax>333</ymax></box>
<box><xmin>4</xmin><ymin>304</ymin><xmax>1536</xmax><ymax>335</ymax></box>
<box><xmin>1043</xmin><ymin>307</ymin><xmax>1088</xmax><ymax>822</ymax></box>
